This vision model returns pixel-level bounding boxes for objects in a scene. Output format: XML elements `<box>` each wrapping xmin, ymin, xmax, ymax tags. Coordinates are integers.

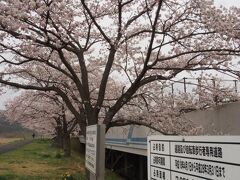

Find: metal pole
<box><xmin>234</xmin><ymin>80</ymin><xmax>237</xmax><ymax>93</ymax></box>
<box><xmin>97</xmin><ymin>124</ymin><xmax>105</xmax><ymax>180</ymax></box>
<box><xmin>161</xmin><ymin>86</ymin><xmax>164</xmax><ymax>103</ymax></box>
<box><xmin>212</xmin><ymin>79</ymin><xmax>218</xmax><ymax>104</ymax></box>
<box><xmin>171</xmin><ymin>83</ymin><xmax>174</xmax><ymax>107</ymax></box>
<box><xmin>183</xmin><ymin>77</ymin><xmax>187</xmax><ymax>93</ymax></box>
<box><xmin>198</xmin><ymin>78</ymin><xmax>201</xmax><ymax>101</ymax></box>
<box><xmin>212</xmin><ymin>79</ymin><xmax>216</xmax><ymax>88</ymax></box>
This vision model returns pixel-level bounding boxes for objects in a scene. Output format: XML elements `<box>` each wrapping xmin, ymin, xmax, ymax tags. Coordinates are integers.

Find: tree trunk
<box><xmin>63</xmin><ymin>133</ymin><xmax>71</xmax><ymax>157</ymax></box>
<box><xmin>52</xmin><ymin>118</ymin><xmax>63</xmax><ymax>148</ymax></box>
<box><xmin>63</xmin><ymin>117</ymin><xmax>71</xmax><ymax>157</ymax></box>
<box><xmin>55</xmin><ymin>125</ymin><xmax>63</xmax><ymax>148</ymax></box>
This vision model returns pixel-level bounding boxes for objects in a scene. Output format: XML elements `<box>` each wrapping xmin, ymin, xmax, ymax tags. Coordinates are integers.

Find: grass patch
<box><xmin>0</xmin><ymin>139</ymin><xmax>122</xmax><ymax>180</ymax></box>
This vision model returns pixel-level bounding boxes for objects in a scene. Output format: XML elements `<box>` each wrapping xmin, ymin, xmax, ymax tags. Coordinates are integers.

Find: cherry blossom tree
<box><xmin>0</xmin><ymin>0</ymin><xmax>240</xmax><ymax>136</ymax></box>
<box><xmin>113</xmin><ymin>75</ymin><xmax>239</xmax><ymax>135</ymax></box>
<box><xmin>4</xmin><ymin>91</ymin><xmax>77</xmax><ymax>156</ymax></box>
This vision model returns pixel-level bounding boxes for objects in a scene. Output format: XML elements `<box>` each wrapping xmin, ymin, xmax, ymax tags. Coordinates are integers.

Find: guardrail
<box><xmin>159</xmin><ymin>77</ymin><xmax>239</xmax><ymax>105</ymax></box>
<box><xmin>162</xmin><ymin>77</ymin><xmax>239</xmax><ymax>94</ymax></box>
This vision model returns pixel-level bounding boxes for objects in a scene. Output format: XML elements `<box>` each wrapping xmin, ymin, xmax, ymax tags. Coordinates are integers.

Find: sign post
<box><xmin>147</xmin><ymin>136</ymin><xmax>240</xmax><ymax>180</ymax></box>
<box><xmin>85</xmin><ymin>124</ymin><xmax>105</xmax><ymax>180</ymax></box>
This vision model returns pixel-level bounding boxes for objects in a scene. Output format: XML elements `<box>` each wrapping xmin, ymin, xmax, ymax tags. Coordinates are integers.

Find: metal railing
<box><xmin>159</xmin><ymin>77</ymin><xmax>240</xmax><ymax>105</ymax></box>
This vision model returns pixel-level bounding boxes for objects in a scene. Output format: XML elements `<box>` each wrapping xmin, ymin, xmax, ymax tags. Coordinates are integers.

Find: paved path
<box><xmin>0</xmin><ymin>139</ymin><xmax>33</xmax><ymax>154</ymax></box>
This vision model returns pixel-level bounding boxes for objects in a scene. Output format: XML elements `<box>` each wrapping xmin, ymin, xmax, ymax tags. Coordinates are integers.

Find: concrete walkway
<box><xmin>0</xmin><ymin>139</ymin><xmax>33</xmax><ymax>154</ymax></box>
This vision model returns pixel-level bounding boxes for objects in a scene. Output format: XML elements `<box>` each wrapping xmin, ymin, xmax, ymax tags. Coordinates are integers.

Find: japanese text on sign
<box><xmin>148</xmin><ymin>136</ymin><xmax>240</xmax><ymax>180</ymax></box>
<box><xmin>85</xmin><ymin>125</ymin><xmax>97</xmax><ymax>174</ymax></box>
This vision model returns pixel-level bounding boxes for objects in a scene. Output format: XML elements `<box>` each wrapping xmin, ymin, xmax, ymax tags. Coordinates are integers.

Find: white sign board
<box><xmin>147</xmin><ymin>136</ymin><xmax>240</xmax><ymax>180</ymax></box>
<box><xmin>85</xmin><ymin>125</ymin><xmax>98</xmax><ymax>174</ymax></box>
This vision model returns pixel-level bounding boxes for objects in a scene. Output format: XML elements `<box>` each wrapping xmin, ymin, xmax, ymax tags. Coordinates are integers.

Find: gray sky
<box><xmin>0</xmin><ymin>0</ymin><xmax>239</xmax><ymax>110</ymax></box>
<box><xmin>216</xmin><ymin>0</ymin><xmax>239</xmax><ymax>7</ymax></box>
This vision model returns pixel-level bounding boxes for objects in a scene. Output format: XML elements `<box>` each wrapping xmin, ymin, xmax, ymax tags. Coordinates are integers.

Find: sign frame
<box><xmin>147</xmin><ymin>136</ymin><xmax>240</xmax><ymax>180</ymax></box>
<box><xmin>85</xmin><ymin>124</ymin><xmax>106</xmax><ymax>180</ymax></box>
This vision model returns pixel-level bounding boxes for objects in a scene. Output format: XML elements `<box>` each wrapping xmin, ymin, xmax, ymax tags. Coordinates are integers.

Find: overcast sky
<box><xmin>216</xmin><ymin>0</ymin><xmax>239</xmax><ymax>7</ymax></box>
<box><xmin>0</xmin><ymin>0</ymin><xmax>239</xmax><ymax>110</ymax></box>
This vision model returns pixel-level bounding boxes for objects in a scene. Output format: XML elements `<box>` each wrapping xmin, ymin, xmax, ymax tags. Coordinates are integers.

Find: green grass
<box><xmin>0</xmin><ymin>139</ymin><xmax>122</xmax><ymax>180</ymax></box>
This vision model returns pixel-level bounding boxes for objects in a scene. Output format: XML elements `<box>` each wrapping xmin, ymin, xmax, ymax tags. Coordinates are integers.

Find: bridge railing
<box><xmin>160</xmin><ymin>77</ymin><xmax>239</xmax><ymax>105</ymax></box>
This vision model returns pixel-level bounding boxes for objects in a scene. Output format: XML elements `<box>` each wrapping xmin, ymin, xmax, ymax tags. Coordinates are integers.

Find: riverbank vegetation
<box><xmin>0</xmin><ymin>139</ymin><xmax>122</xmax><ymax>180</ymax></box>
